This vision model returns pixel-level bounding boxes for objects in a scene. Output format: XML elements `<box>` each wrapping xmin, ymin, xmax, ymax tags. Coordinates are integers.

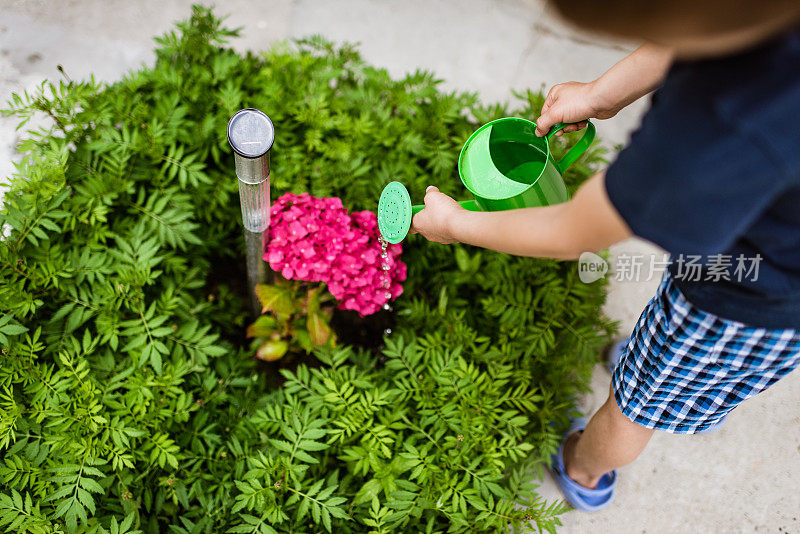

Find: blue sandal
<box><xmin>550</xmin><ymin>417</ymin><xmax>617</xmax><ymax>512</ymax></box>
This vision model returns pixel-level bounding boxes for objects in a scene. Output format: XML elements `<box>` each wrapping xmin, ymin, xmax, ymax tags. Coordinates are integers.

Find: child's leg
<box><xmin>564</xmin><ymin>385</ymin><xmax>655</xmax><ymax>488</ymax></box>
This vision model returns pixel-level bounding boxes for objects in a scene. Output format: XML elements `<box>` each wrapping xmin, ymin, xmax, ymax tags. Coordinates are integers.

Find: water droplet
<box><xmin>376</xmin><ymin>236</ymin><xmax>394</xmax><ymax>307</ymax></box>
<box><xmin>384</xmin><ymin>328</ymin><xmax>392</xmax><ymax>335</ymax></box>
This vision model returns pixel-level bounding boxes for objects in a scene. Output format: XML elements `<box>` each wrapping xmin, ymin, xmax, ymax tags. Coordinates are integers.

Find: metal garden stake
<box><xmin>227</xmin><ymin>108</ymin><xmax>275</xmax><ymax>316</ymax></box>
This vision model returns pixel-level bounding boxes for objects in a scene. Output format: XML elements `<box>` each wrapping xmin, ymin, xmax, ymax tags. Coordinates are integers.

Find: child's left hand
<box><xmin>410</xmin><ymin>186</ymin><xmax>465</xmax><ymax>244</ymax></box>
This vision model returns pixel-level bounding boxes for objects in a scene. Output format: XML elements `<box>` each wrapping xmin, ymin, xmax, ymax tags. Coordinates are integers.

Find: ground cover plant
<box><xmin>0</xmin><ymin>6</ymin><xmax>615</xmax><ymax>533</ymax></box>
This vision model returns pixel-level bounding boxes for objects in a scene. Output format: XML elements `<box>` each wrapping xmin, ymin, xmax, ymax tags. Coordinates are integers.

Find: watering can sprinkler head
<box><xmin>377</xmin><ymin>182</ymin><xmax>417</xmax><ymax>244</ymax></box>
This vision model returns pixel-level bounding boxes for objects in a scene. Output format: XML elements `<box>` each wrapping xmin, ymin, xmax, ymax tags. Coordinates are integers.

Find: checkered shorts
<box><xmin>612</xmin><ymin>271</ymin><xmax>800</xmax><ymax>434</ymax></box>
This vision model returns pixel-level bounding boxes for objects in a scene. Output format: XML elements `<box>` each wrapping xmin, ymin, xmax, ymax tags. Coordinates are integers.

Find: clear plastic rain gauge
<box><xmin>227</xmin><ymin>108</ymin><xmax>274</xmax><ymax>315</ymax></box>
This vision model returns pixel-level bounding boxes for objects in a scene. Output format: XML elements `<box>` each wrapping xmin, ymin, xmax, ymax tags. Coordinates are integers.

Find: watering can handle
<box><xmin>544</xmin><ymin>121</ymin><xmax>596</xmax><ymax>175</ymax></box>
<box><xmin>411</xmin><ymin>199</ymin><xmax>480</xmax><ymax>215</ymax></box>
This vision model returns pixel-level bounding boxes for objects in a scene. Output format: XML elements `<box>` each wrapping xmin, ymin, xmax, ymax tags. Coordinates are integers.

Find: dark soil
<box><xmin>205</xmin><ymin>246</ymin><xmax>395</xmax><ymax>382</ymax></box>
<box><xmin>330</xmin><ymin>307</ymin><xmax>394</xmax><ymax>353</ymax></box>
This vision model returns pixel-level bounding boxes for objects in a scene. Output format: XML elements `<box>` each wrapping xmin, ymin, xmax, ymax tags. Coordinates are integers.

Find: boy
<box><xmin>411</xmin><ymin>0</ymin><xmax>800</xmax><ymax>510</ymax></box>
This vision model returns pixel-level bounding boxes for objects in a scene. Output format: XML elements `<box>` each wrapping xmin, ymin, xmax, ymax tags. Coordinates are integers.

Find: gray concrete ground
<box><xmin>1</xmin><ymin>1</ymin><xmax>798</xmax><ymax>533</ymax></box>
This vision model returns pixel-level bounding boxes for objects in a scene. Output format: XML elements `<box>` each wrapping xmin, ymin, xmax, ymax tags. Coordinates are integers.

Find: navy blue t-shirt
<box><xmin>605</xmin><ymin>28</ymin><xmax>800</xmax><ymax>329</ymax></box>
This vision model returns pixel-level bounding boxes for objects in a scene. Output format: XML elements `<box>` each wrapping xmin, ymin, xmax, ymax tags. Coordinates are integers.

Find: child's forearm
<box><xmin>590</xmin><ymin>43</ymin><xmax>674</xmax><ymax>113</ymax></box>
<box><xmin>449</xmin><ymin>172</ymin><xmax>631</xmax><ymax>260</ymax></box>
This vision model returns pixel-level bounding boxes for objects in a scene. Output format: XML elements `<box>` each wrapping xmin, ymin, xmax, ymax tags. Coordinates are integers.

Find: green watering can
<box><xmin>377</xmin><ymin>117</ymin><xmax>595</xmax><ymax>244</ymax></box>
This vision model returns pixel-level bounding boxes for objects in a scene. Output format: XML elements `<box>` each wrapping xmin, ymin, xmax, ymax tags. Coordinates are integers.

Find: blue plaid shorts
<box><xmin>612</xmin><ymin>271</ymin><xmax>800</xmax><ymax>434</ymax></box>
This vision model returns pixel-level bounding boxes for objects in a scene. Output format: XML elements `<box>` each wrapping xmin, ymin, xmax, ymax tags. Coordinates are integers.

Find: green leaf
<box><xmin>255</xmin><ymin>339</ymin><xmax>288</xmax><ymax>361</ymax></box>
<box><xmin>246</xmin><ymin>315</ymin><xmax>278</xmax><ymax>338</ymax></box>
<box><xmin>306</xmin><ymin>311</ymin><xmax>332</xmax><ymax>347</ymax></box>
<box><xmin>254</xmin><ymin>284</ymin><xmax>295</xmax><ymax>315</ymax></box>
<box><xmin>0</xmin><ymin>315</ymin><xmax>28</xmax><ymax>343</ymax></box>
<box><xmin>354</xmin><ymin>479</ymin><xmax>382</xmax><ymax>505</ymax></box>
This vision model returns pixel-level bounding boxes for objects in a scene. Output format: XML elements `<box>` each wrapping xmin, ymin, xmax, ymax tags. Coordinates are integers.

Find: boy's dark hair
<box><xmin>549</xmin><ymin>0</ymin><xmax>800</xmax><ymax>40</ymax></box>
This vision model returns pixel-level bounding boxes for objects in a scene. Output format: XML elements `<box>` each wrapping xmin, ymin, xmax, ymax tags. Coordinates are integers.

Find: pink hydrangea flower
<box><xmin>264</xmin><ymin>193</ymin><xmax>406</xmax><ymax>316</ymax></box>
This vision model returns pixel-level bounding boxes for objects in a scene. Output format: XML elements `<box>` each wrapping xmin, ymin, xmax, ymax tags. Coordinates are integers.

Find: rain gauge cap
<box><xmin>378</xmin><ymin>181</ymin><xmax>413</xmax><ymax>244</ymax></box>
<box><xmin>227</xmin><ymin>108</ymin><xmax>275</xmax><ymax>184</ymax></box>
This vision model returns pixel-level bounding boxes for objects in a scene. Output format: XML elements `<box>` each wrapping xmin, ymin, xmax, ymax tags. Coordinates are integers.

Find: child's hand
<box><xmin>535</xmin><ymin>81</ymin><xmax>621</xmax><ymax>137</ymax></box>
<box><xmin>410</xmin><ymin>186</ymin><xmax>464</xmax><ymax>244</ymax></box>
<box><xmin>535</xmin><ymin>44</ymin><xmax>673</xmax><ymax>137</ymax></box>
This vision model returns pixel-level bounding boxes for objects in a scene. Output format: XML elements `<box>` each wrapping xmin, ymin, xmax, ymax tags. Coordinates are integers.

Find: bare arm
<box><xmin>411</xmin><ymin>171</ymin><xmax>631</xmax><ymax>259</ymax></box>
<box><xmin>592</xmin><ymin>42</ymin><xmax>674</xmax><ymax>113</ymax></box>
<box><xmin>410</xmin><ymin>45</ymin><xmax>670</xmax><ymax>255</ymax></box>
<box><xmin>535</xmin><ymin>43</ymin><xmax>674</xmax><ymax>136</ymax></box>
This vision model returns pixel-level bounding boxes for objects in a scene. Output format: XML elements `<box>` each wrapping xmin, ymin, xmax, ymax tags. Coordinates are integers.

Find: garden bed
<box><xmin>0</xmin><ymin>6</ymin><xmax>614</xmax><ymax>533</ymax></box>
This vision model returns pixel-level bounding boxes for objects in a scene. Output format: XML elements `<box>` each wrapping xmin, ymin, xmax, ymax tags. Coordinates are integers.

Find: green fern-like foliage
<box><xmin>0</xmin><ymin>5</ymin><xmax>615</xmax><ymax>533</ymax></box>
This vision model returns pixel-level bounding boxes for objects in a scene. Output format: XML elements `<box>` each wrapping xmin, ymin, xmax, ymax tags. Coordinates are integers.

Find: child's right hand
<box><xmin>535</xmin><ymin>44</ymin><xmax>674</xmax><ymax>137</ymax></box>
<box><xmin>535</xmin><ymin>81</ymin><xmax>621</xmax><ymax>137</ymax></box>
<box><xmin>410</xmin><ymin>186</ymin><xmax>465</xmax><ymax>245</ymax></box>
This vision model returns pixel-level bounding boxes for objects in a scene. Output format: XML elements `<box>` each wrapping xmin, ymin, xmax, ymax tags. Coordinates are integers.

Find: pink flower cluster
<box><xmin>264</xmin><ymin>192</ymin><xmax>406</xmax><ymax>316</ymax></box>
